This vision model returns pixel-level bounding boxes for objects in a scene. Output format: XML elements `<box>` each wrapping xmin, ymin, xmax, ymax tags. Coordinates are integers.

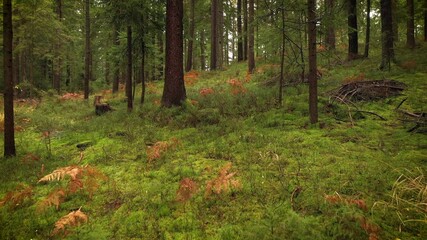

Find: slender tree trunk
<box><xmin>237</xmin><ymin>0</ymin><xmax>243</xmax><ymax>61</ymax></box>
<box><xmin>185</xmin><ymin>0</ymin><xmax>195</xmax><ymax>72</ymax></box>
<box><xmin>248</xmin><ymin>0</ymin><xmax>255</xmax><ymax>73</ymax></box>
<box><xmin>380</xmin><ymin>0</ymin><xmax>395</xmax><ymax>70</ymax></box>
<box><xmin>348</xmin><ymin>0</ymin><xmax>358</xmax><ymax>59</ymax></box>
<box><xmin>406</xmin><ymin>0</ymin><xmax>415</xmax><ymax>48</ymax></box>
<box><xmin>200</xmin><ymin>29</ymin><xmax>206</xmax><ymax>70</ymax></box>
<box><xmin>162</xmin><ymin>0</ymin><xmax>186</xmax><ymax>107</ymax></box>
<box><xmin>325</xmin><ymin>0</ymin><xmax>336</xmax><ymax>50</ymax></box>
<box><xmin>53</xmin><ymin>0</ymin><xmax>62</xmax><ymax>93</ymax></box>
<box><xmin>216</xmin><ymin>0</ymin><xmax>224</xmax><ymax>69</ymax></box>
<box><xmin>3</xmin><ymin>0</ymin><xmax>16</xmax><ymax>157</ymax></box>
<box><xmin>243</xmin><ymin>0</ymin><xmax>248</xmax><ymax>60</ymax></box>
<box><xmin>84</xmin><ymin>0</ymin><xmax>91</xmax><ymax>99</ymax></box>
<box><xmin>141</xmin><ymin>39</ymin><xmax>146</xmax><ymax>105</ymax></box>
<box><xmin>126</xmin><ymin>26</ymin><xmax>133</xmax><ymax>112</ymax></box>
<box><xmin>425</xmin><ymin>0</ymin><xmax>427</xmax><ymax>41</ymax></box>
<box><xmin>157</xmin><ymin>32</ymin><xmax>164</xmax><ymax>80</ymax></box>
<box><xmin>308</xmin><ymin>0</ymin><xmax>318</xmax><ymax>124</ymax></box>
<box><xmin>364</xmin><ymin>0</ymin><xmax>371</xmax><ymax>57</ymax></box>
<box><xmin>392</xmin><ymin>0</ymin><xmax>398</xmax><ymax>42</ymax></box>
<box><xmin>278</xmin><ymin>6</ymin><xmax>285</xmax><ymax>106</ymax></box>
<box><xmin>112</xmin><ymin>23</ymin><xmax>119</xmax><ymax>93</ymax></box>
<box><xmin>424</xmin><ymin>0</ymin><xmax>427</xmax><ymax>41</ymax></box>
<box><xmin>210</xmin><ymin>0</ymin><xmax>218</xmax><ymax>70</ymax></box>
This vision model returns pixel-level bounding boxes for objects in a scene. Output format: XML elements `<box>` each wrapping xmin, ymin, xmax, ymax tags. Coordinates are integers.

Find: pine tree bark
<box><xmin>217</xmin><ymin>0</ymin><xmax>224</xmax><ymax>69</ymax></box>
<box><xmin>392</xmin><ymin>0</ymin><xmax>398</xmax><ymax>42</ymax></box>
<box><xmin>126</xmin><ymin>26</ymin><xmax>133</xmax><ymax>111</ymax></box>
<box><xmin>84</xmin><ymin>0</ymin><xmax>91</xmax><ymax>99</ymax></box>
<box><xmin>325</xmin><ymin>0</ymin><xmax>336</xmax><ymax>50</ymax></box>
<box><xmin>364</xmin><ymin>0</ymin><xmax>371</xmax><ymax>57</ymax></box>
<box><xmin>308</xmin><ymin>0</ymin><xmax>318</xmax><ymax>124</ymax></box>
<box><xmin>200</xmin><ymin>29</ymin><xmax>206</xmax><ymax>70</ymax></box>
<box><xmin>141</xmin><ymin>39</ymin><xmax>146</xmax><ymax>105</ymax></box>
<box><xmin>210</xmin><ymin>0</ymin><xmax>218</xmax><ymax>70</ymax></box>
<box><xmin>243</xmin><ymin>0</ymin><xmax>248</xmax><ymax>60</ymax></box>
<box><xmin>112</xmin><ymin>23</ymin><xmax>120</xmax><ymax>93</ymax></box>
<box><xmin>380</xmin><ymin>0</ymin><xmax>395</xmax><ymax>70</ymax></box>
<box><xmin>3</xmin><ymin>0</ymin><xmax>16</xmax><ymax>157</ymax></box>
<box><xmin>248</xmin><ymin>0</ymin><xmax>255</xmax><ymax>73</ymax></box>
<box><xmin>425</xmin><ymin>0</ymin><xmax>427</xmax><ymax>41</ymax></box>
<box><xmin>53</xmin><ymin>0</ymin><xmax>62</xmax><ymax>93</ymax></box>
<box><xmin>237</xmin><ymin>0</ymin><xmax>243</xmax><ymax>61</ymax></box>
<box><xmin>348</xmin><ymin>0</ymin><xmax>358</xmax><ymax>59</ymax></box>
<box><xmin>185</xmin><ymin>0</ymin><xmax>195</xmax><ymax>72</ymax></box>
<box><xmin>406</xmin><ymin>0</ymin><xmax>415</xmax><ymax>48</ymax></box>
<box><xmin>162</xmin><ymin>0</ymin><xmax>186</xmax><ymax>107</ymax></box>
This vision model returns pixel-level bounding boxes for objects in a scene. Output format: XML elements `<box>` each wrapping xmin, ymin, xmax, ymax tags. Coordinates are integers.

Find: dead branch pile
<box><xmin>396</xmin><ymin>99</ymin><xmax>427</xmax><ymax>133</ymax></box>
<box><xmin>329</xmin><ymin>80</ymin><xmax>406</xmax><ymax>102</ymax></box>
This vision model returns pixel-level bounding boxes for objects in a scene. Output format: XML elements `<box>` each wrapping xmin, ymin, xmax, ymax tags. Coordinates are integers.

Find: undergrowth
<box><xmin>0</xmin><ymin>43</ymin><xmax>426</xmax><ymax>239</ymax></box>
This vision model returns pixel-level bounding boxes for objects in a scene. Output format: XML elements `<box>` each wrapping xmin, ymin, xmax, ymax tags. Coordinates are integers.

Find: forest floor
<box><xmin>1</xmin><ymin>43</ymin><xmax>426</xmax><ymax>239</ymax></box>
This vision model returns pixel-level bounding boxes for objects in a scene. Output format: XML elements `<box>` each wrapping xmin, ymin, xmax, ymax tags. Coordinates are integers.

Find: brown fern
<box><xmin>51</xmin><ymin>208</ymin><xmax>88</xmax><ymax>237</ymax></box>
<box><xmin>176</xmin><ymin>178</ymin><xmax>198</xmax><ymax>203</ymax></box>
<box><xmin>146</xmin><ymin>138</ymin><xmax>180</xmax><ymax>162</ymax></box>
<box><xmin>83</xmin><ymin>165</ymin><xmax>107</xmax><ymax>199</ymax></box>
<box><xmin>205</xmin><ymin>163</ymin><xmax>242</xmax><ymax>197</ymax></box>
<box><xmin>0</xmin><ymin>184</ymin><xmax>33</xmax><ymax>210</ymax></box>
<box><xmin>38</xmin><ymin>166</ymin><xmax>83</xmax><ymax>182</ymax></box>
<box><xmin>37</xmin><ymin>188</ymin><xmax>66</xmax><ymax>212</ymax></box>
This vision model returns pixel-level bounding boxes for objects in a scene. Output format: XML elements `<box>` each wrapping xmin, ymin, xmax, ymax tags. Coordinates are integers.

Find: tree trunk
<box><xmin>380</xmin><ymin>0</ymin><xmax>395</xmax><ymax>70</ymax></box>
<box><xmin>127</xmin><ymin>26</ymin><xmax>133</xmax><ymax>112</ymax></box>
<box><xmin>424</xmin><ymin>0</ymin><xmax>427</xmax><ymax>41</ymax></box>
<box><xmin>364</xmin><ymin>0</ymin><xmax>371</xmax><ymax>58</ymax></box>
<box><xmin>425</xmin><ymin>0</ymin><xmax>427</xmax><ymax>41</ymax></box>
<box><xmin>140</xmin><ymin>16</ymin><xmax>146</xmax><ymax>105</ymax></box>
<box><xmin>217</xmin><ymin>0</ymin><xmax>224</xmax><ymax>69</ymax></box>
<box><xmin>3</xmin><ymin>0</ymin><xmax>16</xmax><ymax>157</ymax></box>
<box><xmin>210</xmin><ymin>0</ymin><xmax>218</xmax><ymax>70</ymax></box>
<box><xmin>200</xmin><ymin>29</ymin><xmax>206</xmax><ymax>70</ymax></box>
<box><xmin>308</xmin><ymin>0</ymin><xmax>318</xmax><ymax>124</ymax></box>
<box><xmin>84</xmin><ymin>0</ymin><xmax>91</xmax><ymax>99</ymax></box>
<box><xmin>406</xmin><ymin>0</ymin><xmax>415</xmax><ymax>48</ymax></box>
<box><xmin>162</xmin><ymin>0</ymin><xmax>186</xmax><ymax>107</ymax></box>
<box><xmin>112</xmin><ymin>23</ymin><xmax>120</xmax><ymax>93</ymax></box>
<box><xmin>392</xmin><ymin>0</ymin><xmax>398</xmax><ymax>42</ymax></box>
<box><xmin>278</xmin><ymin>6</ymin><xmax>285</xmax><ymax>106</ymax></box>
<box><xmin>248</xmin><ymin>0</ymin><xmax>255</xmax><ymax>73</ymax></box>
<box><xmin>348</xmin><ymin>0</ymin><xmax>358</xmax><ymax>59</ymax></box>
<box><xmin>185</xmin><ymin>0</ymin><xmax>195</xmax><ymax>72</ymax></box>
<box><xmin>243</xmin><ymin>0</ymin><xmax>248</xmax><ymax>60</ymax></box>
<box><xmin>141</xmin><ymin>39</ymin><xmax>146</xmax><ymax>105</ymax></box>
<box><xmin>53</xmin><ymin>0</ymin><xmax>62</xmax><ymax>94</ymax></box>
<box><xmin>325</xmin><ymin>0</ymin><xmax>336</xmax><ymax>50</ymax></box>
<box><xmin>237</xmin><ymin>0</ymin><xmax>243</xmax><ymax>61</ymax></box>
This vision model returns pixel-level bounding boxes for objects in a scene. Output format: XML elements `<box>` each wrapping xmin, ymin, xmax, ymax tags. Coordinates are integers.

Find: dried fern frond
<box><xmin>176</xmin><ymin>178</ymin><xmax>198</xmax><ymax>203</ymax></box>
<box><xmin>51</xmin><ymin>208</ymin><xmax>88</xmax><ymax>236</ymax></box>
<box><xmin>205</xmin><ymin>163</ymin><xmax>242</xmax><ymax>197</ymax></box>
<box><xmin>0</xmin><ymin>184</ymin><xmax>33</xmax><ymax>209</ymax></box>
<box><xmin>38</xmin><ymin>166</ymin><xmax>82</xmax><ymax>183</ymax></box>
<box><xmin>83</xmin><ymin>165</ymin><xmax>107</xmax><ymax>199</ymax></box>
<box><xmin>37</xmin><ymin>188</ymin><xmax>66</xmax><ymax>212</ymax></box>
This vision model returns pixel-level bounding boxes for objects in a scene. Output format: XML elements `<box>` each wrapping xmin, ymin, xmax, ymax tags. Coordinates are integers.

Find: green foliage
<box><xmin>1</xmin><ymin>33</ymin><xmax>427</xmax><ymax>240</ymax></box>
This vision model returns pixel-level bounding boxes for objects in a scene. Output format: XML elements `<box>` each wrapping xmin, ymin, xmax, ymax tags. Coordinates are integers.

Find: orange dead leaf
<box><xmin>51</xmin><ymin>208</ymin><xmax>88</xmax><ymax>237</ymax></box>
<box><xmin>176</xmin><ymin>178</ymin><xmax>198</xmax><ymax>203</ymax></box>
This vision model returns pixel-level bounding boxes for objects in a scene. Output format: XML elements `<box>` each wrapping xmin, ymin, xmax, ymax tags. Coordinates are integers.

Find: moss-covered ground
<box><xmin>1</xmin><ymin>43</ymin><xmax>426</xmax><ymax>239</ymax></box>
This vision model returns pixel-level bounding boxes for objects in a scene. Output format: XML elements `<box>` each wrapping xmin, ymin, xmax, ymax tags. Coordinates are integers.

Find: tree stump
<box><xmin>94</xmin><ymin>96</ymin><xmax>112</xmax><ymax>115</ymax></box>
